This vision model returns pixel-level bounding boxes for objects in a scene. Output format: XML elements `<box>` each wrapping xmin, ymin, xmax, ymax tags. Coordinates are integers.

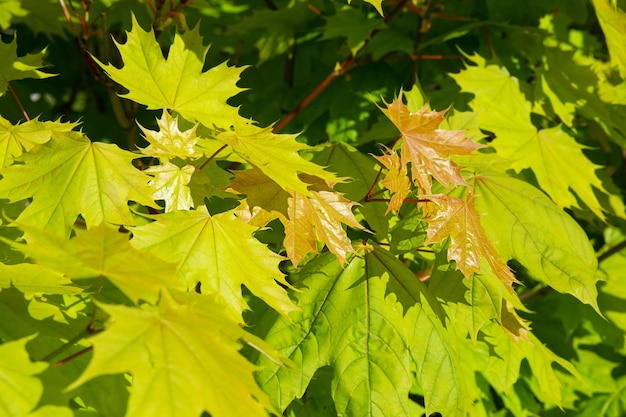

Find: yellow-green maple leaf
<box><xmin>0</xmin><ymin>116</ymin><xmax>77</xmax><ymax>168</ymax></box>
<box><xmin>70</xmin><ymin>289</ymin><xmax>275</xmax><ymax>417</ymax></box>
<box><xmin>216</xmin><ymin>117</ymin><xmax>337</xmax><ymax>195</ymax></box>
<box><xmin>146</xmin><ymin>162</ymin><xmax>195</xmax><ymax>212</ymax></box>
<box><xmin>0</xmin><ymin>36</ymin><xmax>55</xmax><ymax>96</ymax></box>
<box><xmin>130</xmin><ymin>206</ymin><xmax>297</xmax><ymax>320</ymax></box>
<box><xmin>8</xmin><ymin>224</ymin><xmax>181</xmax><ymax>304</ymax></box>
<box><xmin>0</xmin><ymin>131</ymin><xmax>156</xmax><ymax>237</ymax></box>
<box><xmin>139</xmin><ymin>112</ymin><xmax>202</xmax><ymax>160</ymax></box>
<box><xmin>452</xmin><ymin>53</ymin><xmax>626</xmax><ymax>220</ymax></box>
<box><xmin>0</xmin><ymin>336</ymin><xmax>47</xmax><ymax>417</ymax></box>
<box><xmin>96</xmin><ymin>16</ymin><xmax>243</xmax><ymax>129</ymax></box>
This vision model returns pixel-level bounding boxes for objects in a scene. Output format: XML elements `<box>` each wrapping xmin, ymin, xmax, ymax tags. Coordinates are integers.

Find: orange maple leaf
<box><xmin>424</xmin><ymin>193</ymin><xmax>517</xmax><ymax>289</ymax></box>
<box><xmin>373</xmin><ymin>148</ymin><xmax>412</xmax><ymax>213</ymax></box>
<box><xmin>379</xmin><ymin>91</ymin><xmax>485</xmax><ymax>194</ymax></box>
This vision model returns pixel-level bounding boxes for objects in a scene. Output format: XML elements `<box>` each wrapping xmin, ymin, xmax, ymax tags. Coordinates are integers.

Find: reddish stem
<box><xmin>199</xmin><ymin>144</ymin><xmax>228</xmax><ymax>171</ymax></box>
<box><xmin>56</xmin><ymin>346</ymin><xmax>93</xmax><ymax>367</ymax></box>
<box><xmin>7</xmin><ymin>82</ymin><xmax>30</xmax><ymax>121</ymax></box>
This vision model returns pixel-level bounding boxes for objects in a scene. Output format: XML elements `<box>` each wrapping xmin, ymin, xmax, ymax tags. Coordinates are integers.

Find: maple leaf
<box><xmin>473</xmin><ymin>172</ymin><xmax>601</xmax><ymax>311</ymax></box>
<box><xmin>96</xmin><ymin>16</ymin><xmax>243</xmax><ymax>129</ymax></box>
<box><xmin>452</xmin><ymin>53</ymin><xmax>626</xmax><ymax>220</ymax></box>
<box><xmin>283</xmin><ymin>180</ymin><xmax>366</xmax><ymax>266</ymax></box>
<box><xmin>254</xmin><ymin>252</ymin><xmax>413</xmax><ymax>416</ymax></box>
<box><xmin>379</xmin><ymin>91</ymin><xmax>485</xmax><ymax>194</ymax></box>
<box><xmin>8</xmin><ymin>224</ymin><xmax>181</xmax><ymax>304</ymax></box>
<box><xmin>0</xmin><ymin>116</ymin><xmax>78</xmax><ymax>168</ymax></box>
<box><xmin>0</xmin><ymin>336</ymin><xmax>48</xmax><ymax>417</ymax></box>
<box><xmin>70</xmin><ymin>289</ymin><xmax>275</xmax><ymax>417</ymax></box>
<box><xmin>373</xmin><ymin>147</ymin><xmax>411</xmax><ymax>213</ymax></box>
<box><xmin>0</xmin><ymin>131</ymin><xmax>156</xmax><ymax>237</ymax></box>
<box><xmin>138</xmin><ymin>112</ymin><xmax>202</xmax><ymax>160</ymax></box>
<box><xmin>591</xmin><ymin>0</ymin><xmax>626</xmax><ymax>78</ymax></box>
<box><xmin>216</xmin><ymin>117</ymin><xmax>337</xmax><ymax>195</ymax></box>
<box><xmin>130</xmin><ymin>206</ymin><xmax>297</xmax><ymax>319</ymax></box>
<box><xmin>0</xmin><ymin>262</ymin><xmax>81</xmax><ymax>296</ymax></box>
<box><xmin>146</xmin><ymin>162</ymin><xmax>195</xmax><ymax>212</ymax></box>
<box><xmin>229</xmin><ymin>167</ymin><xmax>289</xmax><ymax>226</ymax></box>
<box><xmin>424</xmin><ymin>193</ymin><xmax>517</xmax><ymax>288</ymax></box>
<box><xmin>230</xmin><ymin>168</ymin><xmax>365</xmax><ymax>266</ymax></box>
<box><xmin>0</xmin><ymin>36</ymin><xmax>55</xmax><ymax>96</ymax></box>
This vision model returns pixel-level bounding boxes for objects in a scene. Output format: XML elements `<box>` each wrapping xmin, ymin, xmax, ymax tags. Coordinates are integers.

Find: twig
<box><xmin>272</xmin><ymin>0</ymin><xmax>409</xmax><ymax>133</ymax></box>
<box><xmin>7</xmin><ymin>82</ymin><xmax>30</xmax><ymax>120</ymax></box>
<box><xmin>56</xmin><ymin>346</ymin><xmax>93</xmax><ymax>367</ymax></box>
<box><xmin>598</xmin><ymin>239</ymin><xmax>626</xmax><ymax>263</ymax></box>
<box><xmin>199</xmin><ymin>144</ymin><xmax>228</xmax><ymax>171</ymax></box>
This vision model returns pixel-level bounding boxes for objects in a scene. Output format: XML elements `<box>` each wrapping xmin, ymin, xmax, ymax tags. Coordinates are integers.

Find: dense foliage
<box><xmin>1</xmin><ymin>1</ymin><xmax>626</xmax><ymax>416</ymax></box>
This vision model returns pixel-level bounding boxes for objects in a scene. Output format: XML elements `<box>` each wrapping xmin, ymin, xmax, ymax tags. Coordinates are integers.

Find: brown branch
<box><xmin>7</xmin><ymin>82</ymin><xmax>30</xmax><ymax>121</ymax></box>
<box><xmin>598</xmin><ymin>239</ymin><xmax>626</xmax><ymax>263</ymax></box>
<box><xmin>199</xmin><ymin>144</ymin><xmax>228</xmax><ymax>171</ymax></box>
<box><xmin>56</xmin><ymin>346</ymin><xmax>93</xmax><ymax>367</ymax></box>
<box><xmin>272</xmin><ymin>0</ymin><xmax>409</xmax><ymax>133</ymax></box>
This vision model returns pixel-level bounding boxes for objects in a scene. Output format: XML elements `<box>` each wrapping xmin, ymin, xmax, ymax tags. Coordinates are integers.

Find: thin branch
<box><xmin>272</xmin><ymin>0</ymin><xmax>409</xmax><ymax>133</ymax></box>
<box><xmin>39</xmin><ymin>328</ymin><xmax>91</xmax><ymax>362</ymax></box>
<box><xmin>56</xmin><ymin>346</ymin><xmax>93</xmax><ymax>367</ymax></box>
<box><xmin>598</xmin><ymin>239</ymin><xmax>626</xmax><ymax>263</ymax></box>
<box><xmin>199</xmin><ymin>144</ymin><xmax>228</xmax><ymax>171</ymax></box>
<box><xmin>7</xmin><ymin>82</ymin><xmax>30</xmax><ymax>121</ymax></box>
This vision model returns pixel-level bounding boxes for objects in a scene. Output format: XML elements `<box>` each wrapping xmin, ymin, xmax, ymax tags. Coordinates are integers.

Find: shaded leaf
<box><xmin>70</xmin><ymin>289</ymin><xmax>275</xmax><ymax>417</ymax></box>
<box><xmin>254</xmin><ymin>251</ymin><xmax>413</xmax><ymax>417</ymax></box>
<box><xmin>0</xmin><ymin>36</ymin><xmax>54</xmax><ymax>97</ymax></box>
<box><xmin>9</xmin><ymin>224</ymin><xmax>180</xmax><ymax>304</ymax></box>
<box><xmin>0</xmin><ymin>336</ymin><xmax>47</xmax><ymax>417</ymax></box>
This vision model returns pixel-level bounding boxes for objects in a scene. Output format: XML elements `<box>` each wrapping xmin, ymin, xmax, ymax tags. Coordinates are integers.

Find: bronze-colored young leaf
<box><xmin>379</xmin><ymin>91</ymin><xmax>485</xmax><ymax>194</ymax></box>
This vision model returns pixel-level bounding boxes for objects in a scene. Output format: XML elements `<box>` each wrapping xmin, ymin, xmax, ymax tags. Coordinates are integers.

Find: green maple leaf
<box><xmin>591</xmin><ymin>0</ymin><xmax>626</xmax><ymax>78</ymax></box>
<box><xmin>0</xmin><ymin>336</ymin><xmax>47</xmax><ymax>417</ymax></box>
<box><xmin>479</xmin><ymin>320</ymin><xmax>582</xmax><ymax>407</ymax></box>
<box><xmin>8</xmin><ymin>224</ymin><xmax>181</xmax><ymax>304</ymax></box>
<box><xmin>146</xmin><ymin>162</ymin><xmax>195</xmax><ymax>212</ymax></box>
<box><xmin>70</xmin><ymin>289</ymin><xmax>275</xmax><ymax>417</ymax></box>
<box><xmin>0</xmin><ymin>262</ymin><xmax>81</xmax><ymax>296</ymax></box>
<box><xmin>473</xmin><ymin>172</ymin><xmax>601</xmax><ymax>311</ymax></box>
<box><xmin>0</xmin><ymin>116</ymin><xmax>49</xmax><ymax>168</ymax></box>
<box><xmin>0</xmin><ymin>131</ymin><xmax>156</xmax><ymax>237</ymax></box>
<box><xmin>97</xmin><ymin>15</ymin><xmax>243</xmax><ymax>129</ymax></box>
<box><xmin>254</xmin><ymin>251</ymin><xmax>413</xmax><ymax>417</ymax></box>
<box><xmin>130</xmin><ymin>206</ymin><xmax>297</xmax><ymax>319</ymax></box>
<box><xmin>216</xmin><ymin>118</ymin><xmax>336</xmax><ymax>195</ymax></box>
<box><xmin>0</xmin><ymin>36</ymin><xmax>55</xmax><ymax>96</ymax></box>
<box><xmin>451</xmin><ymin>53</ymin><xmax>625</xmax><ymax>220</ymax></box>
